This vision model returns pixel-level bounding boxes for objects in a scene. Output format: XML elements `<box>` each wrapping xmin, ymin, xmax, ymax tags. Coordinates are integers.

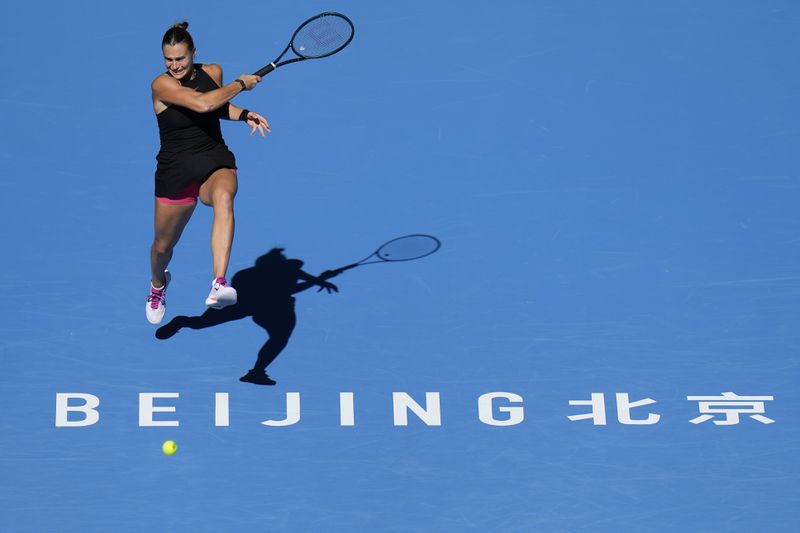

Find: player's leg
<box><xmin>199</xmin><ymin>168</ymin><xmax>238</xmax><ymax>278</ymax></box>
<box><xmin>199</xmin><ymin>168</ymin><xmax>239</xmax><ymax>308</ymax></box>
<box><xmin>147</xmin><ymin>199</ymin><xmax>196</xmax><ymax>324</ymax></box>
<box><xmin>151</xmin><ymin>199</ymin><xmax>197</xmax><ymax>286</ymax></box>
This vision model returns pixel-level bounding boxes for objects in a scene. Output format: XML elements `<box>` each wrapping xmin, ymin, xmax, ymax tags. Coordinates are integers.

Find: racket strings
<box><xmin>293</xmin><ymin>15</ymin><xmax>353</xmax><ymax>58</ymax></box>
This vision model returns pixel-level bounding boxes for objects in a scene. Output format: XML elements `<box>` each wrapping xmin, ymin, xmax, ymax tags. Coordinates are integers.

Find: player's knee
<box><xmin>213</xmin><ymin>188</ymin><xmax>235</xmax><ymax>208</ymax></box>
<box><xmin>152</xmin><ymin>238</ymin><xmax>174</xmax><ymax>255</ymax></box>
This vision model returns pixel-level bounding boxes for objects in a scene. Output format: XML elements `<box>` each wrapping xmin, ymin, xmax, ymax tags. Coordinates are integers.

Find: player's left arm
<box><xmin>204</xmin><ymin>64</ymin><xmax>271</xmax><ymax>137</ymax></box>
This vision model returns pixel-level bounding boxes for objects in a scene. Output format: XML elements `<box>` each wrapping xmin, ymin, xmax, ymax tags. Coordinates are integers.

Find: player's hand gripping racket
<box><xmin>318</xmin><ymin>235</ymin><xmax>441</xmax><ymax>290</ymax></box>
<box><xmin>254</xmin><ymin>12</ymin><xmax>354</xmax><ymax>76</ymax></box>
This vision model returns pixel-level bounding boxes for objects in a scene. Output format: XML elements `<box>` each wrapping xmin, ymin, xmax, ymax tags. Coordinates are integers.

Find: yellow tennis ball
<box><xmin>162</xmin><ymin>440</ymin><xmax>178</xmax><ymax>456</ymax></box>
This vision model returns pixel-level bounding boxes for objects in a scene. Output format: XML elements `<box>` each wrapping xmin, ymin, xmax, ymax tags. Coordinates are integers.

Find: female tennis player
<box><xmin>147</xmin><ymin>22</ymin><xmax>270</xmax><ymax>324</ymax></box>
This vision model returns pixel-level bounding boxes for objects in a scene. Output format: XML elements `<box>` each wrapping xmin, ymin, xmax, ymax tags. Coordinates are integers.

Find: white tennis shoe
<box><xmin>205</xmin><ymin>276</ymin><xmax>237</xmax><ymax>309</ymax></box>
<box><xmin>146</xmin><ymin>271</ymin><xmax>171</xmax><ymax>324</ymax></box>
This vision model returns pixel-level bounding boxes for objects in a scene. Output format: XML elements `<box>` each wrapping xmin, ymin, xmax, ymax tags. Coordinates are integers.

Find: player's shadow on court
<box><xmin>155</xmin><ymin>248</ymin><xmax>338</xmax><ymax>385</ymax></box>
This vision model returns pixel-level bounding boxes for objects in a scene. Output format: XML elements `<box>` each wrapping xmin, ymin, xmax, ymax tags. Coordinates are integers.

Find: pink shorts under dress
<box><xmin>156</xmin><ymin>168</ymin><xmax>237</xmax><ymax>205</ymax></box>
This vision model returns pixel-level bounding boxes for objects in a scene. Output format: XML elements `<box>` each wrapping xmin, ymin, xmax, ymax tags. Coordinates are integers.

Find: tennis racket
<box><xmin>254</xmin><ymin>12</ymin><xmax>355</xmax><ymax>76</ymax></box>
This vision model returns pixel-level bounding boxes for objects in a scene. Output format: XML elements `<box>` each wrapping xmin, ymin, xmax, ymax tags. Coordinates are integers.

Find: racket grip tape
<box><xmin>253</xmin><ymin>63</ymin><xmax>276</xmax><ymax>77</ymax></box>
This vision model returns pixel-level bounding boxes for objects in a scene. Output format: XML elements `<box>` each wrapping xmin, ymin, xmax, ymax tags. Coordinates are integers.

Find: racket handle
<box><xmin>253</xmin><ymin>63</ymin><xmax>276</xmax><ymax>77</ymax></box>
<box><xmin>324</xmin><ymin>264</ymin><xmax>359</xmax><ymax>277</ymax></box>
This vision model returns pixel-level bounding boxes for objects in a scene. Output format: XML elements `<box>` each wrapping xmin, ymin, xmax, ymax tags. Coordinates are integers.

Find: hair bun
<box><xmin>162</xmin><ymin>21</ymin><xmax>194</xmax><ymax>49</ymax></box>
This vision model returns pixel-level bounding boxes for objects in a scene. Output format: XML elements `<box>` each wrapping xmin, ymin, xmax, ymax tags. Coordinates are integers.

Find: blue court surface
<box><xmin>2</xmin><ymin>1</ymin><xmax>799</xmax><ymax>531</ymax></box>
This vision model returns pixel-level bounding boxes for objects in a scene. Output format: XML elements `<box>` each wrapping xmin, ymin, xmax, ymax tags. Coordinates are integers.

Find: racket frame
<box><xmin>254</xmin><ymin>12</ymin><xmax>354</xmax><ymax>76</ymax></box>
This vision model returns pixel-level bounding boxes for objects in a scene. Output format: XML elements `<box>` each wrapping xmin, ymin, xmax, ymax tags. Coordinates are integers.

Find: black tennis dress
<box><xmin>154</xmin><ymin>64</ymin><xmax>236</xmax><ymax>197</ymax></box>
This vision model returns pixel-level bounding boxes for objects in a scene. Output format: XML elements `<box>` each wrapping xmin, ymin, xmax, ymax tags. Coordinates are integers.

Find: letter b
<box><xmin>55</xmin><ymin>393</ymin><xmax>100</xmax><ymax>427</ymax></box>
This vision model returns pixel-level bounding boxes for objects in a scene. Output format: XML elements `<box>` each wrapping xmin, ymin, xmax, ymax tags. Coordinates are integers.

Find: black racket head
<box><xmin>291</xmin><ymin>12</ymin><xmax>354</xmax><ymax>59</ymax></box>
<box><xmin>376</xmin><ymin>235</ymin><xmax>441</xmax><ymax>262</ymax></box>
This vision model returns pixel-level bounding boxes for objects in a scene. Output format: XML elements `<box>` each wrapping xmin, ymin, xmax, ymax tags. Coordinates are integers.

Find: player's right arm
<box><xmin>151</xmin><ymin>73</ymin><xmax>261</xmax><ymax>114</ymax></box>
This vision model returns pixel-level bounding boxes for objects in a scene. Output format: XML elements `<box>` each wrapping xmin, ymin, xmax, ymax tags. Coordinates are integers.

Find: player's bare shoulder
<box><xmin>151</xmin><ymin>73</ymin><xmax>177</xmax><ymax>112</ymax></box>
<box><xmin>151</xmin><ymin>72</ymin><xmax>178</xmax><ymax>93</ymax></box>
<box><xmin>202</xmin><ymin>63</ymin><xmax>223</xmax><ymax>85</ymax></box>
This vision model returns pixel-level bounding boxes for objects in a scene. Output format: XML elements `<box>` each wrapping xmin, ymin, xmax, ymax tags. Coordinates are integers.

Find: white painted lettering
<box><xmin>340</xmin><ymin>392</ymin><xmax>355</xmax><ymax>426</ymax></box>
<box><xmin>479</xmin><ymin>392</ymin><xmax>524</xmax><ymax>426</ymax></box>
<box><xmin>261</xmin><ymin>392</ymin><xmax>301</xmax><ymax>427</ymax></box>
<box><xmin>139</xmin><ymin>393</ymin><xmax>180</xmax><ymax>427</ymax></box>
<box><xmin>393</xmin><ymin>392</ymin><xmax>441</xmax><ymax>426</ymax></box>
<box><xmin>55</xmin><ymin>393</ymin><xmax>100</xmax><ymax>427</ymax></box>
<box><xmin>215</xmin><ymin>393</ymin><xmax>230</xmax><ymax>427</ymax></box>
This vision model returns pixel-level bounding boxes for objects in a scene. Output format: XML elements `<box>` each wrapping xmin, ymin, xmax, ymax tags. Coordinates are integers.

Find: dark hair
<box><xmin>162</xmin><ymin>21</ymin><xmax>194</xmax><ymax>50</ymax></box>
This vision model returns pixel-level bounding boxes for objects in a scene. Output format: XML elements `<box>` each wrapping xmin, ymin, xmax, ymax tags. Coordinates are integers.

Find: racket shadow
<box><xmin>155</xmin><ymin>248</ymin><xmax>337</xmax><ymax>384</ymax></box>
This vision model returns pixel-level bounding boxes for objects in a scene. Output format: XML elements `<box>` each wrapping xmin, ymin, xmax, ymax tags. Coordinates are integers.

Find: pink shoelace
<box><xmin>148</xmin><ymin>286</ymin><xmax>166</xmax><ymax>310</ymax></box>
